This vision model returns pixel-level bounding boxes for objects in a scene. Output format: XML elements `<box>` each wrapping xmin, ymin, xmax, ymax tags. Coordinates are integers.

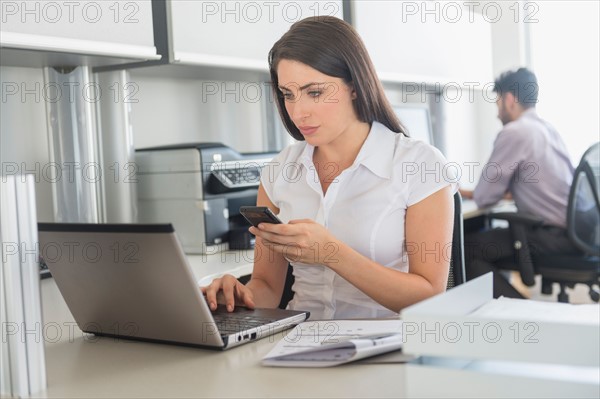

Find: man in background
<box><xmin>460</xmin><ymin>67</ymin><xmax>579</xmax><ymax>298</ymax></box>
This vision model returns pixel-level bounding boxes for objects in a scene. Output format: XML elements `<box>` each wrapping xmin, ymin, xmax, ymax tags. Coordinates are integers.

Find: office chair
<box><xmin>278</xmin><ymin>191</ymin><xmax>466</xmax><ymax>308</ymax></box>
<box><xmin>490</xmin><ymin>142</ymin><xmax>600</xmax><ymax>303</ymax></box>
<box><xmin>448</xmin><ymin>191</ymin><xmax>466</xmax><ymax>288</ymax></box>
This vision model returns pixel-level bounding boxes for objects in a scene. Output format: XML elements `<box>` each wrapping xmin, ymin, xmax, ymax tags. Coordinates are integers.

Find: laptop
<box><xmin>37</xmin><ymin>223</ymin><xmax>309</xmax><ymax>350</ymax></box>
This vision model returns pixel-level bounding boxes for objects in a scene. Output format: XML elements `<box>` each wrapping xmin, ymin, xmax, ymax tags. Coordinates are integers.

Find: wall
<box><xmin>3</xmin><ymin>1</ymin><xmax>596</xmax><ymax>223</ymax></box>
<box><xmin>0</xmin><ymin>66</ymin><xmax>54</xmax><ymax>221</ymax></box>
<box><xmin>127</xmin><ymin>71</ymin><xmax>278</xmax><ymax>153</ymax></box>
<box><xmin>486</xmin><ymin>0</ymin><xmax>599</xmax><ymax>163</ymax></box>
<box><xmin>488</xmin><ymin>0</ymin><xmax>529</xmax><ymax>76</ymax></box>
<box><xmin>442</xmin><ymin>87</ymin><xmax>501</xmax><ymax>190</ymax></box>
<box><xmin>0</xmin><ymin>65</ymin><xmax>291</xmax><ymax>223</ymax></box>
<box><xmin>353</xmin><ymin>0</ymin><xmax>494</xmax><ymax>83</ymax></box>
<box><xmin>529</xmin><ymin>1</ymin><xmax>600</xmax><ymax>162</ymax></box>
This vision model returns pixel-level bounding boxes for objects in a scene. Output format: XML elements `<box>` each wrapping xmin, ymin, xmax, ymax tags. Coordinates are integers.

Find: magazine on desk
<box><xmin>262</xmin><ymin>319</ymin><xmax>403</xmax><ymax>367</ymax></box>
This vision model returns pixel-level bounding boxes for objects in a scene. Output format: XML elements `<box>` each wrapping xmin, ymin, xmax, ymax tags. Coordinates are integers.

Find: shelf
<box><xmin>128</xmin><ymin>62</ymin><xmax>270</xmax><ymax>84</ymax></box>
<box><xmin>173</xmin><ymin>52</ymin><xmax>268</xmax><ymax>74</ymax></box>
<box><xmin>1</xmin><ymin>32</ymin><xmax>160</xmax><ymax>69</ymax></box>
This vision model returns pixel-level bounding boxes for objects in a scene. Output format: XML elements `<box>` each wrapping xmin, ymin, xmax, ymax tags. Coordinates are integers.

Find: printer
<box><xmin>135</xmin><ymin>143</ymin><xmax>277</xmax><ymax>254</ymax></box>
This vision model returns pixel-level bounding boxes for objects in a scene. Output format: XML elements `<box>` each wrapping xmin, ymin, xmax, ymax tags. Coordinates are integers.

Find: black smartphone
<box><xmin>239</xmin><ymin>206</ymin><xmax>283</xmax><ymax>227</ymax></box>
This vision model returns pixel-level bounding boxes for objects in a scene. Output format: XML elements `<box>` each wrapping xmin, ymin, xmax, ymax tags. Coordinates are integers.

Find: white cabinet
<box><xmin>0</xmin><ymin>0</ymin><xmax>159</xmax><ymax>66</ymax></box>
<box><xmin>354</xmin><ymin>0</ymin><xmax>493</xmax><ymax>84</ymax></box>
<box><xmin>169</xmin><ymin>0</ymin><xmax>343</xmax><ymax>70</ymax></box>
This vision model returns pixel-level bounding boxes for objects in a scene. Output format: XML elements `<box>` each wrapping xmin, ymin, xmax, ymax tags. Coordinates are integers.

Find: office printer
<box><xmin>136</xmin><ymin>143</ymin><xmax>277</xmax><ymax>254</ymax></box>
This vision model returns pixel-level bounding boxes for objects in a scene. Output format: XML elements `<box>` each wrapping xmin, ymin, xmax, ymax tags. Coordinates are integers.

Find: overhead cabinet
<box><xmin>0</xmin><ymin>0</ymin><xmax>159</xmax><ymax>68</ymax></box>
<box><xmin>353</xmin><ymin>0</ymin><xmax>494</xmax><ymax>85</ymax></box>
<box><xmin>169</xmin><ymin>0</ymin><xmax>344</xmax><ymax>71</ymax></box>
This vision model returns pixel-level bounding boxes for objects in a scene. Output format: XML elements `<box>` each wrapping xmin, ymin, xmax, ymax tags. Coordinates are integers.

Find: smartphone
<box><xmin>239</xmin><ymin>206</ymin><xmax>283</xmax><ymax>227</ymax></box>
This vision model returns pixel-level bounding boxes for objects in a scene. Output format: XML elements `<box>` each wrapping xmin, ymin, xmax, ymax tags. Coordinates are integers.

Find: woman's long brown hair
<box><xmin>268</xmin><ymin>16</ymin><xmax>406</xmax><ymax>141</ymax></box>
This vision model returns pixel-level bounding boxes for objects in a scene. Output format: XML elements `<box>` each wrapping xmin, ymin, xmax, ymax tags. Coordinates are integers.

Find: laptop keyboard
<box><xmin>212</xmin><ymin>310</ymin><xmax>280</xmax><ymax>335</ymax></box>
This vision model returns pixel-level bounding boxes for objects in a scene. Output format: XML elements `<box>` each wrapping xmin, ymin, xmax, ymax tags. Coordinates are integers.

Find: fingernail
<box><xmin>227</xmin><ymin>304</ymin><xmax>233</xmax><ymax>312</ymax></box>
<box><xmin>210</xmin><ymin>302</ymin><xmax>216</xmax><ymax>309</ymax></box>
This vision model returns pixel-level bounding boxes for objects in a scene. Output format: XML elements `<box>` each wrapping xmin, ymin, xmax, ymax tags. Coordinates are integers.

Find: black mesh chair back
<box><xmin>535</xmin><ymin>141</ymin><xmax>600</xmax><ymax>302</ymax></box>
<box><xmin>568</xmin><ymin>142</ymin><xmax>600</xmax><ymax>256</ymax></box>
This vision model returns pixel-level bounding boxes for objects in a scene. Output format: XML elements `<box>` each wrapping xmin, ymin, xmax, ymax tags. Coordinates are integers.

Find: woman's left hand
<box><xmin>249</xmin><ymin>219</ymin><xmax>341</xmax><ymax>266</ymax></box>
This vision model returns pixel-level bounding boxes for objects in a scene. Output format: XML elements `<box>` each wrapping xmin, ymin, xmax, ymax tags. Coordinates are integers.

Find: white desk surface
<box><xmin>30</xmin><ymin>202</ymin><xmax>521</xmax><ymax>398</ymax></box>
<box><xmin>187</xmin><ymin>249</ymin><xmax>254</xmax><ymax>286</ymax></box>
<box><xmin>34</xmin><ymin>251</ymin><xmax>598</xmax><ymax>398</ymax></box>
<box><xmin>37</xmin><ymin>275</ymin><xmax>407</xmax><ymax>399</ymax></box>
<box><xmin>461</xmin><ymin>199</ymin><xmax>516</xmax><ymax>220</ymax></box>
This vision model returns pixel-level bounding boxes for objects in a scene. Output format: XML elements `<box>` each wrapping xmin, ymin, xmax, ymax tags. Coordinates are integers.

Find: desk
<box><xmin>461</xmin><ymin>199</ymin><xmax>516</xmax><ymax>233</ymax></box>
<box><xmin>462</xmin><ymin>199</ymin><xmax>516</xmax><ymax>220</ymax></box>
<box><xmin>34</xmin><ymin>258</ymin><xmax>599</xmax><ymax>398</ymax></box>
<box><xmin>31</xmin><ymin>202</ymin><xmax>534</xmax><ymax>398</ymax></box>
<box><xmin>37</xmin><ymin>277</ymin><xmax>406</xmax><ymax>398</ymax></box>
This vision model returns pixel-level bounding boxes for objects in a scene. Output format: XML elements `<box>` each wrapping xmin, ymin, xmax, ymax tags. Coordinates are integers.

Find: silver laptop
<box><xmin>38</xmin><ymin>223</ymin><xmax>309</xmax><ymax>350</ymax></box>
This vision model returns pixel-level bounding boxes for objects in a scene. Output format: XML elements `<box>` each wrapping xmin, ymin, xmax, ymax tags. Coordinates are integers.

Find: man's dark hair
<box><xmin>493</xmin><ymin>67</ymin><xmax>539</xmax><ymax>108</ymax></box>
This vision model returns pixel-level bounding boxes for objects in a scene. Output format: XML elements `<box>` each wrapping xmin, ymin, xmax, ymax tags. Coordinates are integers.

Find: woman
<box><xmin>203</xmin><ymin>16</ymin><xmax>456</xmax><ymax>319</ymax></box>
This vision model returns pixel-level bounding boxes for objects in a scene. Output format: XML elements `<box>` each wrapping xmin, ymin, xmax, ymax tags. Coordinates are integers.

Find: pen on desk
<box><xmin>369</xmin><ymin>334</ymin><xmax>403</xmax><ymax>346</ymax></box>
<box><xmin>320</xmin><ymin>333</ymin><xmax>401</xmax><ymax>345</ymax></box>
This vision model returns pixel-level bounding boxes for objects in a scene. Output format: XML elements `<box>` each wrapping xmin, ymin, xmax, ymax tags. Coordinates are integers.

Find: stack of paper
<box><xmin>1</xmin><ymin>175</ymin><xmax>47</xmax><ymax>397</ymax></box>
<box><xmin>470</xmin><ymin>297</ymin><xmax>600</xmax><ymax>325</ymax></box>
<box><xmin>262</xmin><ymin>319</ymin><xmax>403</xmax><ymax>367</ymax></box>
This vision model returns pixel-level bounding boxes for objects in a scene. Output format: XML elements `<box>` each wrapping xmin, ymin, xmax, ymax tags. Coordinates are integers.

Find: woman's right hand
<box><xmin>200</xmin><ymin>274</ymin><xmax>256</xmax><ymax>312</ymax></box>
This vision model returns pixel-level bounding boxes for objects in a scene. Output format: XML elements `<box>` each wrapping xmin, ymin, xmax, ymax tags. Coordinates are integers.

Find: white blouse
<box><xmin>260</xmin><ymin>121</ymin><xmax>457</xmax><ymax>319</ymax></box>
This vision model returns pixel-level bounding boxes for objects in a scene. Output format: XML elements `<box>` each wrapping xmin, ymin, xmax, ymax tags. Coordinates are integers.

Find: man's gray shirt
<box><xmin>473</xmin><ymin>108</ymin><xmax>574</xmax><ymax>228</ymax></box>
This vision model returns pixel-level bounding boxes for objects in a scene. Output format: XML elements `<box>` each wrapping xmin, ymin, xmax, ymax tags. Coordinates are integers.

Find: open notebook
<box><xmin>262</xmin><ymin>319</ymin><xmax>404</xmax><ymax>367</ymax></box>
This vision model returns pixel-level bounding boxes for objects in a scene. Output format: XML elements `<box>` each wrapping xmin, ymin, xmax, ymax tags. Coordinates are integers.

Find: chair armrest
<box><xmin>489</xmin><ymin>212</ymin><xmax>545</xmax><ymax>227</ymax></box>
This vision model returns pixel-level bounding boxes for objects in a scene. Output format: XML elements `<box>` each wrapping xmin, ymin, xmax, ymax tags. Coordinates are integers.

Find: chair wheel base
<box><xmin>557</xmin><ymin>284</ymin><xmax>569</xmax><ymax>303</ymax></box>
<box><xmin>541</xmin><ymin>280</ymin><xmax>553</xmax><ymax>295</ymax></box>
<box><xmin>589</xmin><ymin>288</ymin><xmax>600</xmax><ymax>303</ymax></box>
<box><xmin>557</xmin><ymin>291</ymin><xmax>569</xmax><ymax>303</ymax></box>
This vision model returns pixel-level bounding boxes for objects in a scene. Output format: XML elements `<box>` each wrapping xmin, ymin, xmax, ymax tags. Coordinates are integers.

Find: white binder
<box><xmin>401</xmin><ymin>273</ymin><xmax>600</xmax><ymax>398</ymax></box>
<box><xmin>1</xmin><ymin>174</ymin><xmax>47</xmax><ymax>397</ymax></box>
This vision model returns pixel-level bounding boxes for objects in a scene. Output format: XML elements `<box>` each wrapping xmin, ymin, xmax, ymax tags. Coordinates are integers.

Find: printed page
<box><xmin>262</xmin><ymin>319</ymin><xmax>403</xmax><ymax>367</ymax></box>
<box><xmin>470</xmin><ymin>297</ymin><xmax>600</xmax><ymax>325</ymax></box>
